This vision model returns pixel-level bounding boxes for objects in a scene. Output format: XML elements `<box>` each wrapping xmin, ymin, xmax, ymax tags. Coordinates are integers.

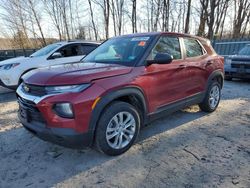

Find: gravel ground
<box><xmin>0</xmin><ymin>81</ymin><xmax>249</xmax><ymax>188</ymax></box>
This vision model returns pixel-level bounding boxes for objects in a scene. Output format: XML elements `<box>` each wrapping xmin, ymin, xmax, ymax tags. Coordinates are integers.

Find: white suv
<box><xmin>0</xmin><ymin>41</ymin><xmax>99</xmax><ymax>89</ymax></box>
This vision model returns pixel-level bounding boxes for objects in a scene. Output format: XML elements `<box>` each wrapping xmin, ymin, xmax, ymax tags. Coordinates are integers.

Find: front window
<box><xmin>83</xmin><ymin>36</ymin><xmax>153</xmax><ymax>66</ymax></box>
<box><xmin>238</xmin><ymin>45</ymin><xmax>250</xmax><ymax>56</ymax></box>
<box><xmin>148</xmin><ymin>36</ymin><xmax>182</xmax><ymax>60</ymax></box>
<box><xmin>30</xmin><ymin>43</ymin><xmax>61</xmax><ymax>57</ymax></box>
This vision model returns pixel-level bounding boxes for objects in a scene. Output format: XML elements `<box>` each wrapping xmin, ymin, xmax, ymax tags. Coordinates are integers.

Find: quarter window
<box><xmin>183</xmin><ymin>38</ymin><xmax>204</xmax><ymax>57</ymax></box>
<box><xmin>149</xmin><ymin>36</ymin><xmax>182</xmax><ymax>60</ymax></box>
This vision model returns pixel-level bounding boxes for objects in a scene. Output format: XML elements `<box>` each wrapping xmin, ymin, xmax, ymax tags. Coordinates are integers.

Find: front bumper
<box><xmin>18</xmin><ymin>102</ymin><xmax>94</xmax><ymax>148</ymax></box>
<box><xmin>0</xmin><ymin>71</ymin><xmax>19</xmax><ymax>88</ymax></box>
<box><xmin>0</xmin><ymin>79</ymin><xmax>17</xmax><ymax>90</ymax></box>
<box><xmin>16</xmin><ymin>82</ymin><xmax>106</xmax><ymax>148</ymax></box>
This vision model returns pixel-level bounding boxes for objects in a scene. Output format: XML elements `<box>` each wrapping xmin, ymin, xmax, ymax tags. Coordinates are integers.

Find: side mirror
<box><xmin>147</xmin><ymin>53</ymin><xmax>173</xmax><ymax>65</ymax></box>
<box><xmin>51</xmin><ymin>52</ymin><xmax>63</xmax><ymax>59</ymax></box>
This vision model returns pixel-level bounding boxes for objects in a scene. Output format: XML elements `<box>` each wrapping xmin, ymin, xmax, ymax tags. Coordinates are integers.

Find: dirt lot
<box><xmin>0</xmin><ymin>81</ymin><xmax>249</xmax><ymax>188</ymax></box>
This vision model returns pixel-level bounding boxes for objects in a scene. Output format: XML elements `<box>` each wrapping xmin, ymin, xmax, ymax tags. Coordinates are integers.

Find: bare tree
<box><xmin>131</xmin><ymin>0</ymin><xmax>137</xmax><ymax>33</ymax></box>
<box><xmin>27</xmin><ymin>0</ymin><xmax>46</xmax><ymax>46</ymax></box>
<box><xmin>184</xmin><ymin>0</ymin><xmax>192</xmax><ymax>33</ymax></box>
<box><xmin>0</xmin><ymin>0</ymin><xmax>31</xmax><ymax>48</ymax></box>
<box><xmin>93</xmin><ymin>0</ymin><xmax>110</xmax><ymax>39</ymax></box>
<box><xmin>88</xmin><ymin>0</ymin><xmax>98</xmax><ymax>40</ymax></box>
<box><xmin>233</xmin><ymin>0</ymin><xmax>250</xmax><ymax>38</ymax></box>
<box><xmin>42</xmin><ymin>0</ymin><xmax>63</xmax><ymax>40</ymax></box>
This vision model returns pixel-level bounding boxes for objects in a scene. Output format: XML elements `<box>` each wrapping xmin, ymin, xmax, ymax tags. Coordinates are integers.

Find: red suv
<box><xmin>17</xmin><ymin>32</ymin><xmax>224</xmax><ymax>156</ymax></box>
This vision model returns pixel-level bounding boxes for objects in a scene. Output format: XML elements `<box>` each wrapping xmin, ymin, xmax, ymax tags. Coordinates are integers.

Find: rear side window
<box><xmin>81</xmin><ymin>45</ymin><xmax>97</xmax><ymax>55</ymax></box>
<box><xmin>149</xmin><ymin>36</ymin><xmax>182</xmax><ymax>60</ymax></box>
<box><xmin>184</xmin><ymin>38</ymin><xmax>204</xmax><ymax>57</ymax></box>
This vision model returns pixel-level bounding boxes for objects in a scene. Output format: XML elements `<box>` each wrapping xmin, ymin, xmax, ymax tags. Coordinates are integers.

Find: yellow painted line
<box><xmin>92</xmin><ymin>97</ymin><xmax>101</xmax><ymax>110</ymax></box>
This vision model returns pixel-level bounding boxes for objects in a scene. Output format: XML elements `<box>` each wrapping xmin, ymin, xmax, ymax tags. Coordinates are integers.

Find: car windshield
<box><xmin>238</xmin><ymin>45</ymin><xmax>250</xmax><ymax>56</ymax></box>
<box><xmin>82</xmin><ymin>36</ymin><xmax>153</xmax><ymax>66</ymax></box>
<box><xmin>30</xmin><ymin>43</ymin><xmax>61</xmax><ymax>57</ymax></box>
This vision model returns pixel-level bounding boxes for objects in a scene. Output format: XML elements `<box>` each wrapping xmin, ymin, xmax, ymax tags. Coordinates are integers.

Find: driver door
<box><xmin>144</xmin><ymin>36</ymin><xmax>190</xmax><ymax>110</ymax></box>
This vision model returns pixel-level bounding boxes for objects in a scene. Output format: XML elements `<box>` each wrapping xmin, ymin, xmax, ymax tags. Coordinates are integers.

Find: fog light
<box><xmin>53</xmin><ymin>103</ymin><xmax>74</xmax><ymax>118</ymax></box>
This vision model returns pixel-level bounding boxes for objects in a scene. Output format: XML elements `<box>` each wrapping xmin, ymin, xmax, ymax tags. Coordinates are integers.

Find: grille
<box><xmin>17</xmin><ymin>96</ymin><xmax>45</xmax><ymax>123</ymax></box>
<box><xmin>22</xmin><ymin>83</ymin><xmax>47</xmax><ymax>96</ymax></box>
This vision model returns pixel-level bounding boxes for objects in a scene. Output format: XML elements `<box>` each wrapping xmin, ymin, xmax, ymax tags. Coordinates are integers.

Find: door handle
<box><xmin>206</xmin><ymin>61</ymin><xmax>213</xmax><ymax>66</ymax></box>
<box><xmin>178</xmin><ymin>64</ymin><xmax>186</xmax><ymax>68</ymax></box>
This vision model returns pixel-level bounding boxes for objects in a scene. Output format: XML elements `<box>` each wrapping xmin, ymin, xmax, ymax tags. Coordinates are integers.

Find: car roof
<box><xmin>54</xmin><ymin>40</ymin><xmax>101</xmax><ymax>46</ymax></box>
<box><xmin>115</xmin><ymin>32</ymin><xmax>209</xmax><ymax>42</ymax></box>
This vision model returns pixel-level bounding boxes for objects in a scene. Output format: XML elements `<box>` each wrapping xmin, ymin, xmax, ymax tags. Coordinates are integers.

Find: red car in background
<box><xmin>17</xmin><ymin>32</ymin><xmax>224</xmax><ymax>156</ymax></box>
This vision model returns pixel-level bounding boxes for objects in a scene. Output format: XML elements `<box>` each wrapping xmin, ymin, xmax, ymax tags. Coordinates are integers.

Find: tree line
<box><xmin>0</xmin><ymin>0</ymin><xmax>249</xmax><ymax>49</ymax></box>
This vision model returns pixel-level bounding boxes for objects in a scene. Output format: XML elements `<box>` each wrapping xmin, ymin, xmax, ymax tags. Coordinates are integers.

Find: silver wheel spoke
<box><xmin>118</xmin><ymin>134</ymin><xmax>123</xmax><ymax>148</ymax></box>
<box><xmin>123</xmin><ymin>128</ymin><xmax>134</xmax><ymax>135</ymax></box>
<box><xmin>124</xmin><ymin>121</ymin><xmax>135</xmax><ymax>129</ymax></box>
<box><xmin>113</xmin><ymin>116</ymin><xmax>119</xmax><ymax>126</ymax></box>
<box><xmin>113</xmin><ymin>134</ymin><xmax>119</xmax><ymax>148</ymax></box>
<box><xmin>123</xmin><ymin>114</ymin><xmax>132</xmax><ymax>125</ymax></box>
<box><xmin>107</xmin><ymin>127</ymin><xmax>117</xmax><ymax>133</ymax></box>
<box><xmin>123</xmin><ymin>133</ymin><xmax>131</xmax><ymax>142</ymax></box>
<box><xmin>209</xmin><ymin>85</ymin><xmax>220</xmax><ymax>109</ymax></box>
<box><xmin>118</xmin><ymin>113</ymin><xmax>123</xmax><ymax>124</ymax></box>
<box><xmin>106</xmin><ymin>111</ymin><xmax>136</xmax><ymax>149</ymax></box>
<box><xmin>107</xmin><ymin>131</ymin><xmax>119</xmax><ymax>140</ymax></box>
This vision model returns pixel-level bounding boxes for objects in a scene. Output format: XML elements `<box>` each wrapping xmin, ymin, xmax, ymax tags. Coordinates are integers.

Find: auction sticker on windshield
<box><xmin>131</xmin><ymin>37</ymin><xmax>150</xmax><ymax>41</ymax></box>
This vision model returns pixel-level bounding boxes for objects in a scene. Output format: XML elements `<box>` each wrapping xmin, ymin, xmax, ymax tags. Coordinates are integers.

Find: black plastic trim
<box><xmin>19</xmin><ymin>113</ymin><xmax>92</xmax><ymax>148</ymax></box>
<box><xmin>206</xmin><ymin>70</ymin><xmax>224</xmax><ymax>89</ymax></box>
<box><xmin>148</xmin><ymin>92</ymin><xmax>205</xmax><ymax>123</ymax></box>
<box><xmin>88</xmin><ymin>87</ymin><xmax>148</xmax><ymax>143</ymax></box>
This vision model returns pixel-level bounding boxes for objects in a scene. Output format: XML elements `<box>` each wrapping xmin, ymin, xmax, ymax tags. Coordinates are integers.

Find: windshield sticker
<box><xmin>138</xmin><ymin>41</ymin><xmax>146</xmax><ymax>46</ymax></box>
<box><xmin>131</xmin><ymin>37</ymin><xmax>150</xmax><ymax>41</ymax></box>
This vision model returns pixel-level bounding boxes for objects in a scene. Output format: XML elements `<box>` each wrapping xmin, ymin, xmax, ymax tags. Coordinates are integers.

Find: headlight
<box><xmin>45</xmin><ymin>84</ymin><xmax>90</xmax><ymax>94</ymax></box>
<box><xmin>224</xmin><ymin>58</ymin><xmax>231</xmax><ymax>65</ymax></box>
<box><xmin>2</xmin><ymin>63</ymin><xmax>20</xmax><ymax>70</ymax></box>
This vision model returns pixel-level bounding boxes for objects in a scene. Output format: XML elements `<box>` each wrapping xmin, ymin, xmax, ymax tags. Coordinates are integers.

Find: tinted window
<box><xmin>56</xmin><ymin>44</ymin><xmax>84</xmax><ymax>57</ymax></box>
<box><xmin>81</xmin><ymin>45</ymin><xmax>97</xmax><ymax>55</ymax></box>
<box><xmin>184</xmin><ymin>38</ymin><xmax>204</xmax><ymax>57</ymax></box>
<box><xmin>149</xmin><ymin>36</ymin><xmax>181</xmax><ymax>60</ymax></box>
<box><xmin>83</xmin><ymin>36</ymin><xmax>153</xmax><ymax>66</ymax></box>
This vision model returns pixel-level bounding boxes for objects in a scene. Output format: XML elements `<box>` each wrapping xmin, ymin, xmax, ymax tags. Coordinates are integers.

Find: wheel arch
<box><xmin>206</xmin><ymin>70</ymin><xmax>224</xmax><ymax>89</ymax></box>
<box><xmin>88</xmin><ymin>86</ymin><xmax>148</xmax><ymax>144</ymax></box>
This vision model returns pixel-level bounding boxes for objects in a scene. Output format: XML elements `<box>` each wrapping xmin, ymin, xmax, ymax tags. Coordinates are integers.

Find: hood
<box><xmin>0</xmin><ymin>56</ymin><xmax>28</xmax><ymax>66</ymax></box>
<box><xmin>23</xmin><ymin>62</ymin><xmax>132</xmax><ymax>86</ymax></box>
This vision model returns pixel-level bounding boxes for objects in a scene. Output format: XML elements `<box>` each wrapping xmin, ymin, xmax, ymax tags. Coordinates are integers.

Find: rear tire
<box><xmin>199</xmin><ymin>81</ymin><xmax>221</xmax><ymax>112</ymax></box>
<box><xmin>95</xmin><ymin>101</ymin><xmax>140</xmax><ymax>156</ymax></box>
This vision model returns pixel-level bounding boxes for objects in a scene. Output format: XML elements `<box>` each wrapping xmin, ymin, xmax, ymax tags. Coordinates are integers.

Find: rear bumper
<box><xmin>19</xmin><ymin>112</ymin><xmax>94</xmax><ymax>148</ymax></box>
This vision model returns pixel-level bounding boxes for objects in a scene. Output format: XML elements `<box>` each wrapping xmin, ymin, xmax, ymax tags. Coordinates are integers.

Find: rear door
<box><xmin>182</xmin><ymin>37</ymin><xmax>210</xmax><ymax>95</ymax></box>
<box><xmin>144</xmin><ymin>35</ymin><xmax>190</xmax><ymax>110</ymax></box>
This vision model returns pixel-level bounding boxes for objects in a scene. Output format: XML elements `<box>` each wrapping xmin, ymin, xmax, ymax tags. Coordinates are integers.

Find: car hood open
<box><xmin>22</xmin><ymin>62</ymin><xmax>133</xmax><ymax>86</ymax></box>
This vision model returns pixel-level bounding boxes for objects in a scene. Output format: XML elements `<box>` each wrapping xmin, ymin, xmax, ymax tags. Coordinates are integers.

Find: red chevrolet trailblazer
<box><xmin>17</xmin><ymin>32</ymin><xmax>224</xmax><ymax>156</ymax></box>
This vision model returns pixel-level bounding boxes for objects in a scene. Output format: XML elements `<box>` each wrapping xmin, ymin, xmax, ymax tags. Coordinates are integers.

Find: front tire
<box><xmin>199</xmin><ymin>81</ymin><xmax>221</xmax><ymax>112</ymax></box>
<box><xmin>95</xmin><ymin>101</ymin><xmax>140</xmax><ymax>156</ymax></box>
